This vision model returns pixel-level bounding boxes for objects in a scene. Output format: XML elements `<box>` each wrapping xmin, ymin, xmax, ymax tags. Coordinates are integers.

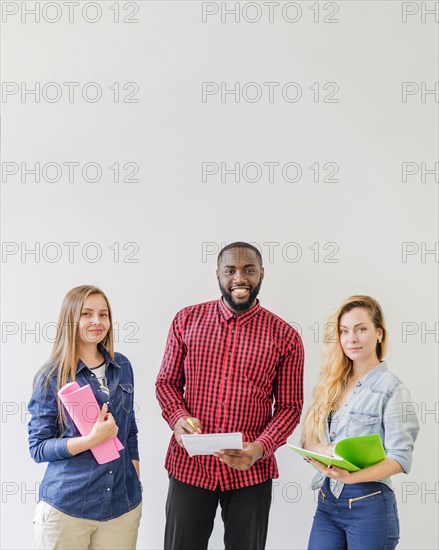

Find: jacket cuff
<box><xmin>128</xmin><ymin>448</ymin><xmax>140</xmax><ymax>461</ymax></box>
<box><xmin>386</xmin><ymin>451</ymin><xmax>411</xmax><ymax>474</ymax></box>
<box><xmin>55</xmin><ymin>438</ymin><xmax>73</xmax><ymax>460</ymax></box>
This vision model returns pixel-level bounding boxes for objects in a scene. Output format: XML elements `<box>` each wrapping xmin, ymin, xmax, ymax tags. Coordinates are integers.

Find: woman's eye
<box><xmin>81</xmin><ymin>312</ymin><xmax>90</xmax><ymax>317</ymax></box>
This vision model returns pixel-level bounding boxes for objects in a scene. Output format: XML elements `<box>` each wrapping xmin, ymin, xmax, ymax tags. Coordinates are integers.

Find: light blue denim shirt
<box><xmin>311</xmin><ymin>361</ymin><xmax>420</xmax><ymax>498</ymax></box>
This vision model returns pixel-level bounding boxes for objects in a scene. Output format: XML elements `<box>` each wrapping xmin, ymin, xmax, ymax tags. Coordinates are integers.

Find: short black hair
<box><xmin>217</xmin><ymin>242</ymin><xmax>263</xmax><ymax>267</ymax></box>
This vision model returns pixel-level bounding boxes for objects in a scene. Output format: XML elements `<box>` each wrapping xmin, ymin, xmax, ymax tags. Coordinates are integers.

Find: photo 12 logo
<box><xmin>202</xmin><ymin>241</ymin><xmax>340</xmax><ymax>264</ymax></box>
<box><xmin>202</xmin><ymin>161</ymin><xmax>340</xmax><ymax>184</ymax></box>
<box><xmin>1</xmin><ymin>82</ymin><xmax>140</xmax><ymax>104</ymax></box>
<box><xmin>401</xmin><ymin>82</ymin><xmax>438</xmax><ymax>103</ymax></box>
<box><xmin>201</xmin><ymin>2</ymin><xmax>340</xmax><ymax>24</ymax></box>
<box><xmin>1</xmin><ymin>2</ymin><xmax>140</xmax><ymax>24</ymax></box>
<box><xmin>1</xmin><ymin>242</ymin><xmax>140</xmax><ymax>264</ymax></box>
<box><xmin>401</xmin><ymin>2</ymin><xmax>439</xmax><ymax>23</ymax></box>
<box><xmin>202</xmin><ymin>81</ymin><xmax>340</xmax><ymax>103</ymax></box>
<box><xmin>401</xmin><ymin>242</ymin><xmax>438</xmax><ymax>263</ymax></box>
<box><xmin>401</xmin><ymin>162</ymin><xmax>438</xmax><ymax>183</ymax></box>
<box><xmin>2</xmin><ymin>162</ymin><xmax>140</xmax><ymax>184</ymax></box>
<box><xmin>1</xmin><ymin>321</ymin><xmax>140</xmax><ymax>344</ymax></box>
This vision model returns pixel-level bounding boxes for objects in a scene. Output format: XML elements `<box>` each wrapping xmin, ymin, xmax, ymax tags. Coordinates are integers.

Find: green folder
<box><xmin>287</xmin><ymin>434</ymin><xmax>386</xmax><ymax>472</ymax></box>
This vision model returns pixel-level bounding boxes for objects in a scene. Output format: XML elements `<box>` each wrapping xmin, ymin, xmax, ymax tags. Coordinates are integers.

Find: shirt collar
<box><xmin>358</xmin><ymin>361</ymin><xmax>388</xmax><ymax>388</ymax></box>
<box><xmin>76</xmin><ymin>346</ymin><xmax>120</xmax><ymax>373</ymax></box>
<box><xmin>217</xmin><ymin>297</ymin><xmax>261</xmax><ymax>325</ymax></box>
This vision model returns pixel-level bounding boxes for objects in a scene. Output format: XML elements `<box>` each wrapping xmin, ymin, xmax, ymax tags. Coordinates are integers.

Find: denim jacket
<box><xmin>311</xmin><ymin>361</ymin><xmax>420</xmax><ymax>498</ymax></box>
<box><xmin>28</xmin><ymin>350</ymin><xmax>142</xmax><ymax>520</ymax></box>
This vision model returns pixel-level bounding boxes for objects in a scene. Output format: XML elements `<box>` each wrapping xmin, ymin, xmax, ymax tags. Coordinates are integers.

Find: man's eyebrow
<box><xmin>223</xmin><ymin>263</ymin><xmax>257</xmax><ymax>268</ymax></box>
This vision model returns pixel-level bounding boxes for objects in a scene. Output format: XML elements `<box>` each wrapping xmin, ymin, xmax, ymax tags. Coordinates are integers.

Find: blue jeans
<box><xmin>308</xmin><ymin>479</ymin><xmax>400</xmax><ymax>550</ymax></box>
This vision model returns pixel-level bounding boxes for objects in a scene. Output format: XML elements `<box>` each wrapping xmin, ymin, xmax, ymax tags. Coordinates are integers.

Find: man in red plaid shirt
<box><xmin>156</xmin><ymin>242</ymin><xmax>304</xmax><ymax>550</ymax></box>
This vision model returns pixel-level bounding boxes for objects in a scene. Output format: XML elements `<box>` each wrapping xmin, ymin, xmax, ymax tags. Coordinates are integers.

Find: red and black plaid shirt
<box><xmin>156</xmin><ymin>298</ymin><xmax>304</xmax><ymax>491</ymax></box>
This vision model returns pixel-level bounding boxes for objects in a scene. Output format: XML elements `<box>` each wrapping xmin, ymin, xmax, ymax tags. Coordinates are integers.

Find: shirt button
<box><xmin>107</xmin><ymin>488</ymin><xmax>110</xmax><ymax>491</ymax></box>
<box><xmin>228</xmin><ymin>352</ymin><xmax>231</xmax><ymax>357</ymax></box>
<box><xmin>218</xmin><ymin>427</ymin><xmax>222</xmax><ymax>431</ymax></box>
<box><xmin>109</xmin><ymin>471</ymin><xmax>112</xmax><ymax>474</ymax></box>
<box><xmin>224</xmin><ymin>377</ymin><xmax>228</xmax><ymax>381</ymax></box>
<box><xmin>91</xmin><ymin>374</ymin><xmax>94</xmax><ymax>377</ymax></box>
<box><xmin>221</xmin><ymin>402</ymin><xmax>225</xmax><ymax>406</ymax></box>
<box><xmin>232</xmin><ymin>330</ymin><xmax>235</xmax><ymax>334</ymax></box>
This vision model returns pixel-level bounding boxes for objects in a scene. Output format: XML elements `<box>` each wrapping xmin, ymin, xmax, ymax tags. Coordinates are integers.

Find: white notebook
<box><xmin>181</xmin><ymin>432</ymin><xmax>243</xmax><ymax>457</ymax></box>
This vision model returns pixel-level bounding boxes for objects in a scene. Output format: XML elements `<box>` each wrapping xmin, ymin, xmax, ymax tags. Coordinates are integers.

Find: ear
<box><xmin>216</xmin><ymin>268</ymin><xmax>219</xmax><ymax>281</ymax></box>
<box><xmin>377</xmin><ymin>327</ymin><xmax>383</xmax><ymax>342</ymax></box>
<box><xmin>260</xmin><ymin>267</ymin><xmax>265</xmax><ymax>281</ymax></box>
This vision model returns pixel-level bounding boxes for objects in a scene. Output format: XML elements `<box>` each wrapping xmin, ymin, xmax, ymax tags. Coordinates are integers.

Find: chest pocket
<box><xmin>347</xmin><ymin>411</ymin><xmax>380</xmax><ymax>437</ymax></box>
<box><xmin>327</xmin><ymin>416</ymin><xmax>339</xmax><ymax>442</ymax></box>
<box><xmin>119</xmin><ymin>383</ymin><xmax>134</xmax><ymax>413</ymax></box>
<box><xmin>238</xmin><ymin>332</ymin><xmax>277</xmax><ymax>391</ymax></box>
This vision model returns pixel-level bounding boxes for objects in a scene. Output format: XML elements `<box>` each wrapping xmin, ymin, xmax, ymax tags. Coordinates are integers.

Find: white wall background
<box><xmin>1</xmin><ymin>1</ymin><xmax>438</xmax><ymax>549</ymax></box>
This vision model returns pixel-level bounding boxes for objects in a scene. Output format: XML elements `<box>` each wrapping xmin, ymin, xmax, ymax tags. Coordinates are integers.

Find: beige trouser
<box><xmin>33</xmin><ymin>501</ymin><xmax>142</xmax><ymax>550</ymax></box>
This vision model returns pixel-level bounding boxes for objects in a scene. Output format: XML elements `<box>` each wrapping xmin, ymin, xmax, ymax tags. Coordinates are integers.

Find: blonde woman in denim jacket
<box><xmin>301</xmin><ymin>296</ymin><xmax>419</xmax><ymax>550</ymax></box>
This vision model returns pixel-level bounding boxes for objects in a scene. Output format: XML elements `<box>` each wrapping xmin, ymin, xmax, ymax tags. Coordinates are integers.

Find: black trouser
<box><xmin>164</xmin><ymin>476</ymin><xmax>272</xmax><ymax>550</ymax></box>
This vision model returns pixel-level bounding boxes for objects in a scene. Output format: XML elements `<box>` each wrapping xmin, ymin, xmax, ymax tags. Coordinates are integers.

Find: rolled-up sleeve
<box><xmin>383</xmin><ymin>383</ymin><xmax>420</xmax><ymax>473</ymax></box>
<box><xmin>28</xmin><ymin>380</ymin><xmax>72</xmax><ymax>463</ymax></box>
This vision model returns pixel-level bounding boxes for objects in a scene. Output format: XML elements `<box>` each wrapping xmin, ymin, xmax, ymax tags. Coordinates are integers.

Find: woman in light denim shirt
<box><xmin>28</xmin><ymin>286</ymin><xmax>142</xmax><ymax>549</ymax></box>
<box><xmin>301</xmin><ymin>296</ymin><xmax>419</xmax><ymax>550</ymax></box>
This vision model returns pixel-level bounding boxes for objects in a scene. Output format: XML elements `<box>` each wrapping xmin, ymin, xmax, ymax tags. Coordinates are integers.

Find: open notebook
<box><xmin>288</xmin><ymin>434</ymin><xmax>386</xmax><ymax>472</ymax></box>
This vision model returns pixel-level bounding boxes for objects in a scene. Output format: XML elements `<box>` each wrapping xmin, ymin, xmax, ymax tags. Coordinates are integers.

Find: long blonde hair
<box><xmin>34</xmin><ymin>285</ymin><xmax>114</xmax><ymax>431</ymax></box>
<box><xmin>301</xmin><ymin>295</ymin><xmax>387</xmax><ymax>446</ymax></box>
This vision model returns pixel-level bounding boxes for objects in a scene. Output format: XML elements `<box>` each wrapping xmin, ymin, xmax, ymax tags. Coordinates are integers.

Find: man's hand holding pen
<box><xmin>173</xmin><ymin>417</ymin><xmax>202</xmax><ymax>447</ymax></box>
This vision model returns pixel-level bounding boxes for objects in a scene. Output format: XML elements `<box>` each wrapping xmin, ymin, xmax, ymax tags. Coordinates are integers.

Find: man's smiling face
<box><xmin>216</xmin><ymin>247</ymin><xmax>264</xmax><ymax>313</ymax></box>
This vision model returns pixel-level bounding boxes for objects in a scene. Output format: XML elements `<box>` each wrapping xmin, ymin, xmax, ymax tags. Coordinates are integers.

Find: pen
<box><xmin>186</xmin><ymin>418</ymin><xmax>196</xmax><ymax>431</ymax></box>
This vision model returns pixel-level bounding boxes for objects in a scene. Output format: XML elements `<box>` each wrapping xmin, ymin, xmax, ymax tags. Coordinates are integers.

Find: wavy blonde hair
<box><xmin>34</xmin><ymin>285</ymin><xmax>114</xmax><ymax>430</ymax></box>
<box><xmin>301</xmin><ymin>295</ymin><xmax>387</xmax><ymax>447</ymax></box>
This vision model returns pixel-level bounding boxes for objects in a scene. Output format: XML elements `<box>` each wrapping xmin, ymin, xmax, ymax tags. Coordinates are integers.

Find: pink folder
<box><xmin>58</xmin><ymin>382</ymin><xmax>124</xmax><ymax>464</ymax></box>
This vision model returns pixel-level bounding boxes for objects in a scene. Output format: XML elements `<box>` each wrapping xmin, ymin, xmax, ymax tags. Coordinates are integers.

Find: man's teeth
<box><xmin>232</xmin><ymin>288</ymin><xmax>249</xmax><ymax>296</ymax></box>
